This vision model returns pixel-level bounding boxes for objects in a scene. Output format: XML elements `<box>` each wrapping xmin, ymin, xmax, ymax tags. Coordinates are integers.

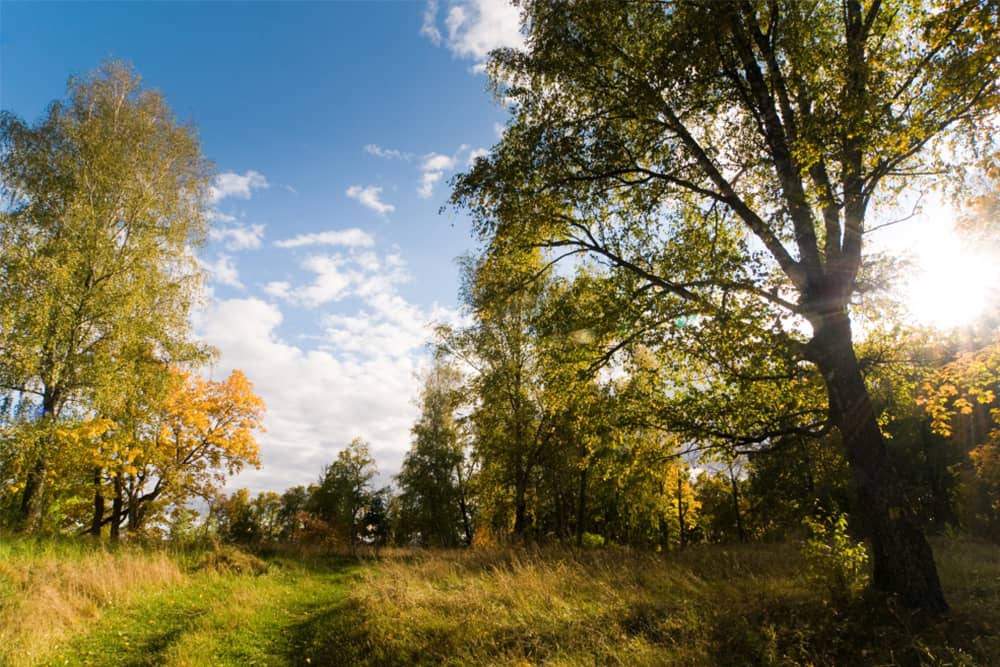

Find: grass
<box><xmin>299</xmin><ymin>539</ymin><xmax>1000</xmax><ymax>666</ymax></box>
<box><xmin>1</xmin><ymin>537</ymin><xmax>997</xmax><ymax>666</ymax></box>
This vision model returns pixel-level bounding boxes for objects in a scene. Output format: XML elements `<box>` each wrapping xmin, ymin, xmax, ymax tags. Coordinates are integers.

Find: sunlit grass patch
<box><xmin>0</xmin><ymin>536</ymin><xmax>185</xmax><ymax>666</ymax></box>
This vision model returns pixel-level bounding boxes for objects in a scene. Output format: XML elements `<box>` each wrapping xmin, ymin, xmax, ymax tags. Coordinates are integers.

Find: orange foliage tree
<box><xmin>92</xmin><ymin>369</ymin><xmax>265</xmax><ymax>536</ymax></box>
<box><xmin>919</xmin><ymin>336</ymin><xmax>1000</xmax><ymax>535</ymax></box>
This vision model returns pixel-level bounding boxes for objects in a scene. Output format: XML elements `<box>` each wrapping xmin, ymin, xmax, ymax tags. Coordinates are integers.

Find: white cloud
<box><xmin>420</xmin><ymin>0</ymin><xmax>442</xmax><ymax>45</ymax></box>
<box><xmin>206</xmin><ymin>210</ymin><xmax>238</xmax><ymax>224</ymax></box>
<box><xmin>194</xmin><ymin>247</ymin><xmax>461</xmax><ymax>492</ymax></box>
<box><xmin>274</xmin><ymin>228</ymin><xmax>375</xmax><ymax>249</ymax></box>
<box><xmin>263</xmin><ymin>281</ymin><xmax>292</xmax><ymax>300</ymax></box>
<box><xmin>364</xmin><ymin>144</ymin><xmax>413</xmax><ymax>161</ymax></box>
<box><xmin>346</xmin><ymin>185</ymin><xmax>395</xmax><ymax>216</ymax></box>
<box><xmin>269</xmin><ymin>248</ymin><xmax>410</xmax><ymax>309</ymax></box>
<box><xmin>195</xmin><ymin>296</ymin><xmax>432</xmax><ymax>492</ymax></box>
<box><xmin>209</xmin><ymin>170</ymin><xmax>269</xmax><ymax>204</ymax></box>
<box><xmin>417</xmin><ymin>151</ymin><xmax>461</xmax><ymax>199</ymax></box>
<box><xmin>422</xmin><ymin>0</ymin><xmax>524</xmax><ymax>69</ymax></box>
<box><xmin>467</xmin><ymin>147</ymin><xmax>489</xmax><ymax>166</ymax></box>
<box><xmin>421</xmin><ymin>152</ymin><xmax>458</xmax><ymax>172</ymax></box>
<box><xmin>209</xmin><ymin>223</ymin><xmax>265</xmax><ymax>251</ymax></box>
<box><xmin>417</xmin><ymin>171</ymin><xmax>444</xmax><ymax>199</ymax></box>
<box><xmin>201</xmin><ymin>254</ymin><xmax>243</xmax><ymax>289</ymax></box>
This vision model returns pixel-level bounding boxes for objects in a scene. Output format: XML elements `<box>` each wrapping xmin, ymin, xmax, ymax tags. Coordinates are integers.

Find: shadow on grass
<box><xmin>280</xmin><ymin>598</ymin><xmax>375</xmax><ymax>667</ymax></box>
<box><xmin>705</xmin><ymin>594</ymin><xmax>992</xmax><ymax>667</ymax></box>
<box><xmin>67</xmin><ymin>608</ymin><xmax>207</xmax><ymax>667</ymax></box>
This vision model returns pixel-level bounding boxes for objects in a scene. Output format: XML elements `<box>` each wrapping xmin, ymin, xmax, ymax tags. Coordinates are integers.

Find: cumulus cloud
<box><xmin>346</xmin><ymin>185</ymin><xmax>395</xmax><ymax>216</ymax></box>
<box><xmin>209</xmin><ymin>170</ymin><xmax>269</xmax><ymax>204</ymax></box>
<box><xmin>195</xmin><ymin>296</ymin><xmax>439</xmax><ymax>492</ymax></box>
<box><xmin>206</xmin><ymin>210</ymin><xmax>238</xmax><ymax>224</ymax></box>
<box><xmin>467</xmin><ymin>147</ymin><xmax>489</xmax><ymax>166</ymax></box>
<box><xmin>364</xmin><ymin>144</ymin><xmax>413</xmax><ymax>161</ymax></box>
<box><xmin>194</xmin><ymin>246</ymin><xmax>461</xmax><ymax>492</ymax></box>
<box><xmin>270</xmin><ymin>248</ymin><xmax>409</xmax><ymax>308</ymax></box>
<box><xmin>420</xmin><ymin>0</ymin><xmax>442</xmax><ymax>45</ymax></box>
<box><xmin>274</xmin><ymin>228</ymin><xmax>375</xmax><ymax>249</ymax></box>
<box><xmin>209</xmin><ymin>222</ymin><xmax>265</xmax><ymax>251</ymax></box>
<box><xmin>417</xmin><ymin>171</ymin><xmax>444</xmax><ymax>200</ymax></box>
<box><xmin>201</xmin><ymin>254</ymin><xmax>243</xmax><ymax>289</ymax></box>
<box><xmin>422</xmin><ymin>0</ymin><xmax>524</xmax><ymax>70</ymax></box>
<box><xmin>418</xmin><ymin>151</ymin><xmax>461</xmax><ymax>199</ymax></box>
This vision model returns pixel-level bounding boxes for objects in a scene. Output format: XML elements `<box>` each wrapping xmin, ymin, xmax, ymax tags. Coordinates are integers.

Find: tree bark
<box><xmin>809</xmin><ymin>310</ymin><xmax>947</xmax><ymax>612</ymax></box>
<box><xmin>16</xmin><ymin>391</ymin><xmax>60</xmax><ymax>532</ymax></box>
<box><xmin>728</xmin><ymin>461</ymin><xmax>746</xmax><ymax>544</ymax></box>
<box><xmin>110</xmin><ymin>474</ymin><xmax>123</xmax><ymax>542</ymax></box>
<box><xmin>676</xmin><ymin>472</ymin><xmax>687</xmax><ymax>548</ymax></box>
<box><xmin>17</xmin><ymin>456</ymin><xmax>48</xmax><ymax>533</ymax></box>
<box><xmin>513</xmin><ymin>478</ymin><xmax>528</xmax><ymax>540</ymax></box>
<box><xmin>89</xmin><ymin>467</ymin><xmax>105</xmax><ymax>537</ymax></box>
<box><xmin>575</xmin><ymin>462</ymin><xmax>588</xmax><ymax>547</ymax></box>
<box><xmin>455</xmin><ymin>462</ymin><xmax>473</xmax><ymax>545</ymax></box>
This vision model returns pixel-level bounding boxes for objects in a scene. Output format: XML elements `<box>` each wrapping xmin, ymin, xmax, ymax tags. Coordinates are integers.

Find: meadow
<box><xmin>1</xmin><ymin>537</ymin><xmax>997</xmax><ymax>667</ymax></box>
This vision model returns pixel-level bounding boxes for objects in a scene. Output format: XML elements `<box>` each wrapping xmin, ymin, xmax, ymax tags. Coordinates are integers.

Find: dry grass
<box><xmin>324</xmin><ymin>543</ymin><xmax>807</xmax><ymax>666</ymax></box>
<box><xmin>0</xmin><ymin>538</ymin><xmax>185</xmax><ymax>666</ymax></box>
<box><xmin>1</xmin><ymin>537</ymin><xmax>996</xmax><ymax>666</ymax></box>
<box><xmin>323</xmin><ymin>540</ymin><xmax>1000</xmax><ymax>666</ymax></box>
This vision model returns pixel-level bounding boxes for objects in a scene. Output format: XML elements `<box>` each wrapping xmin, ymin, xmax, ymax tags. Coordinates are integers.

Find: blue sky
<box><xmin>1</xmin><ymin>0</ymin><xmax>525</xmax><ymax>492</ymax></box>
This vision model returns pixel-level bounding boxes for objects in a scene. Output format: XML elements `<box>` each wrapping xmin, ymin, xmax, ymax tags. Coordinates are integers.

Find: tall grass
<box><xmin>0</xmin><ymin>535</ymin><xmax>185</xmax><ymax>666</ymax></box>
<box><xmin>0</xmin><ymin>536</ymin><xmax>996</xmax><ymax>666</ymax></box>
<box><xmin>325</xmin><ymin>539</ymin><xmax>1000</xmax><ymax>666</ymax></box>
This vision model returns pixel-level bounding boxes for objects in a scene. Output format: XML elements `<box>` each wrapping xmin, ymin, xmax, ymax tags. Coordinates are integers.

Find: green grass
<box><xmin>3</xmin><ymin>537</ymin><xmax>998</xmax><ymax>667</ymax></box>
<box><xmin>45</xmin><ymin>555</ymin><xmax>359</xmax><ymax>667</ymax></box>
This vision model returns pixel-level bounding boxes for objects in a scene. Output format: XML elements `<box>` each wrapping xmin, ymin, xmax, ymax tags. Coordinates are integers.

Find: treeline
<box><xmin>211</xmin><ymin>257</ymin><xmax>1000</xmax><ymax>552</ymax></box>
<box><xmin>0</xmin><ymin>63</ymin><xmax>265</xmax><ymax>536</ymax></box>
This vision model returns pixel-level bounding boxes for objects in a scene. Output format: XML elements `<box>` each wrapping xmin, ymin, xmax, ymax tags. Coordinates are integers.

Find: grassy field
<box><xmin>1</xmin><ymin>537</ymin><xmax>997</xmax><ymax>666</ymax></box>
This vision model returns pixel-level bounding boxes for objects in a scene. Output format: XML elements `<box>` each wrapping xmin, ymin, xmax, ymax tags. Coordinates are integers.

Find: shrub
<box><xmin>800</xmin><ymin>512</ymin><xmax>869</xmax><ymax>602</ymax></box>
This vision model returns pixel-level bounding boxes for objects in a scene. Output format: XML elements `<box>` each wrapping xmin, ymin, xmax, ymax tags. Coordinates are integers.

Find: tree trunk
<box><xmin>110</xmin><ymin>474</ymin><xmax>123</xmax><ymax>542</ymax></box>
<box><xmin>728</xmin><ymin>461</ymin><xmax>746</xmax><ymax>544</ymax></box>
<box><xmin>809</xmin><ymin>310</ymin><xmax>947</xmax><ymax>612</ymax></box>
<box><xmin>455</xmin><ymin>462</ymin><xmax>473</xmax><ymax>545</ymax></box>
<box><xmin>17</xmin><ymin>456</ymin><xmax>48</xmax><ymax>532</ymax></box>
<box><xmin>89</xmin><ymin>467</ymin><xmax>105</xmax><ymax>537</ymax></box>
<box><xmin>16</xmin><ymin>391</ymin><xmax>59</xmax><ymax>533</ymax></box>
<box><xmin>676</xmin><ymin>472</ymin><xmax>687</xmax><ymax>548</ymax></box>
<box><xmin>575</xmin><ymin>463</ymin><xmax>588</xmax><ymax>547</ymax></box>
<box><xmin>513</xmin><ymin>468</ymin><xmax>528</xmax><ymax>540</ymax></box>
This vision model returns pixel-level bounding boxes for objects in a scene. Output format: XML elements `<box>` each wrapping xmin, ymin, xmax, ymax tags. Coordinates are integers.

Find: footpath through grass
<box><xmin>2</xmin><ymin>537</ymin><xmax>998</xmax><ymax>666</ymax></box>
<box><xmin>49</xmin><ymin>556</ymin><xmax>359</xmax><ymax>667</ymax></box>
<box><xmin>0</xmin><ymin>540</ymin><xmax>360</xmax><ymax>667</ymax></box>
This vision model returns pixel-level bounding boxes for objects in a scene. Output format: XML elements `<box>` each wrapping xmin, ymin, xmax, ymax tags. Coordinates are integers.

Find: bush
<box><xmin>800</xmin><ymin>512</ymin><xmax>869</xmax><ymax>602</ymax></box>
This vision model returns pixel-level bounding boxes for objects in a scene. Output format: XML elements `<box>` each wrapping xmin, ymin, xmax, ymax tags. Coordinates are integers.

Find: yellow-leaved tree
<box><xmin>90</xmin><ymin>369</ymin><xmax>265</xmax><ymax>538</ymax></box>
<box><xmin>920</xmin><ymin>336</ymin><xmax>1000</xmax><ymax>537</ymax></box>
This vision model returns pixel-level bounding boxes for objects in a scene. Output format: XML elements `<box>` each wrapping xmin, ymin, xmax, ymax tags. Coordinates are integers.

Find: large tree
<box><xmin>0</xmin><ymin>61</ymin><xmax>212</xmax><ymax>530</ymax></box>
<box><xmin>453</xmin><ymin>0</ymin><xmax>998</xmax><ymax>611</ymax></box>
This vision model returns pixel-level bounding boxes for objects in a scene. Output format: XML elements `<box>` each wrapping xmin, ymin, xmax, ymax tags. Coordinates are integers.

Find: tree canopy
<box><xmin>452</xmin><ymin>0</ymin><xmax>999</xmax><ymax>611</ymax></box>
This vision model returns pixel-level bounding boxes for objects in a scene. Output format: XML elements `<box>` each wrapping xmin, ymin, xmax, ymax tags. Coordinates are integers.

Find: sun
<box><xmin>895</xmin><ymin>203</ymin><xmax>1000</xmax><ymax>330</ymax></box>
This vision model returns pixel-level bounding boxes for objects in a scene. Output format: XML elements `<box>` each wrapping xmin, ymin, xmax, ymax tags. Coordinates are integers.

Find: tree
<box><xmin>0</xmin><ymin>61</ymin><xmax>212</xmax><ymax>531</ymax></box>
<box><xmin>396</xmin><ymin>352</ymin><xmax>473</xmax><ymax>546</ymax></box>
<box><xmin>93</xmin><ymin>369</ymin><xmax>265</xmax><ymax>536</ymax></box>
<box><xmin>453</xmin><ymin>0</ymin><xmax>999</xmax><ymax>611</ymax></box>
<box><xmin>449</xmin><ymin>253</ymin><xmax>553</xmax><ymax>540</ymax></box>
<box><xmin>921</xmin><ymin>334</ymin><xmax>1000</xmax><ymax>536</ymax></box>
<box><xmin>308</xmin><ymin>438</ymin><xmax>379</xmax><ymax>549</ymax></box>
